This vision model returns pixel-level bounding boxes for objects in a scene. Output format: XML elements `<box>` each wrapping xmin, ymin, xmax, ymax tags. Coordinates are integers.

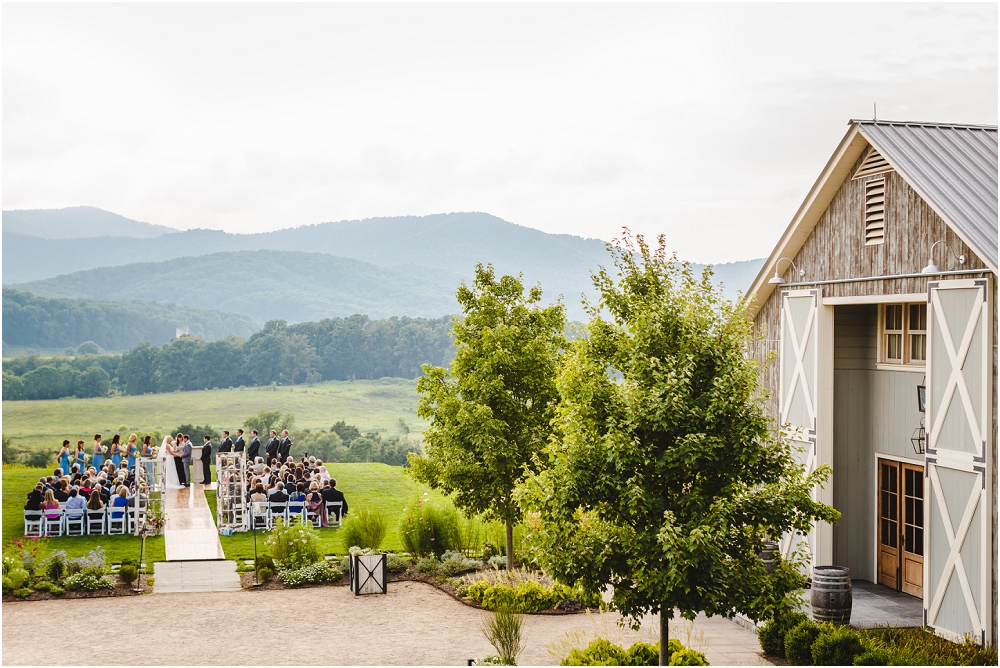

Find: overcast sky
<box><xmin>3</xmin><ymin>3</ymin><xmax>996</xmax><ymax>262</ymax></box>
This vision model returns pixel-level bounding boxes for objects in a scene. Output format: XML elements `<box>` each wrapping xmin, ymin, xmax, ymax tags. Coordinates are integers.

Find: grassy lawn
<box><xmin>2</xmin><ymin>466</ymin><xmax>165</xmax><ymax>564</ymax></box>
<box><xmin>205</xmin><ymin>462</ymin><xmax>451</xmax><ymax>561</ymax></box>
<box><xmin>2</xmin><ymin>377</ymin><xmax>426</xmax><ymax>453</ymax></box>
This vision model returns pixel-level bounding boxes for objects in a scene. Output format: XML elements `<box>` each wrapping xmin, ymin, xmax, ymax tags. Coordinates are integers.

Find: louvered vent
<box><xmin>853</xmin><ymin>147</ymin><xmax>893</xmax><ymax>178</ymax></box>
<box><xmin>864</xmin><ymin>178</ymin><xmax>885</xmax><ymax>245</ymax></box>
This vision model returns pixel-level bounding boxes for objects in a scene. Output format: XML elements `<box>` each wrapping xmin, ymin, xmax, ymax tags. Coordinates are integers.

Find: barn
<box><xmin>746</xmin><ymin>119</ymin><xmax>997</xmax><ymax>645</ymax></box>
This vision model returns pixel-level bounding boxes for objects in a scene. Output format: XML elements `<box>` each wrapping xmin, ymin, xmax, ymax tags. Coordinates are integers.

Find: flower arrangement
<box><xmin>144</xmin><ymin>509</ymin><xmax>167</xmax><ymax>535</ymax></box>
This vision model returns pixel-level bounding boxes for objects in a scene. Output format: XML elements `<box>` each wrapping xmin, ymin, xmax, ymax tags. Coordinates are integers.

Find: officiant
<box><xmin>199</xmin><ymin>435</ymin><xmax>213</xmax><ymax>484</ymax></box>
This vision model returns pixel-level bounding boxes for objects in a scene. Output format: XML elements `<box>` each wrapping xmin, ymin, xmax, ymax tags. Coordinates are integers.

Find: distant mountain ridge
<box><xmin>2</xmin><ymin>206</ymin><xmax>178</xmax><ymax>240</ymax></box>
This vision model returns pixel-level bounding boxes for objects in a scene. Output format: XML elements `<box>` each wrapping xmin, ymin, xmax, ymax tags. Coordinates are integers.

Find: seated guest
<box><xmin>25</xmin><ymin>484</ymin><xmax>44</xmax><ymax>511</ymax></box>
<box><xmin>317</xmin><ymin>465</ymin><xmax>331</xmax><ymax>482</ymax></box>
<box><xmin>320</xmin><ymin>478</ymin><xmax>349</xmax><ymax>520</ymax></box>
<box><xmin>97</xmin><ymin>482</ymin><xmax>112</xmax><ymax>505</ymax></box>
<box><xmin>87</xmin><ymin>490</ymin><xmax>104</xmax><ymax>511</ymax></box>
<box><xmin>268</xmin><ymin>482</ymin><xmax>289</xmax><ymax>503</ymax></box>
<box><xmin>43</xmin><ymin>489</ymin><xmax>61</xmax><ymax>522</ymax></box>
<box><xmin>250</xmin><ymin>484</ymin><xmax>267</xmax><ymax>503</ymax></box>
<box><xmin>54</xmin><ymin>479</ymin><xmax>70</xmax><ymax>503</ymax></box>
<box><xmin>65</xmin><ymin>488</ymin><xmax>87</xmax><ymax>520</ymax></box>
<box><xmin>260</xmin><ymin>467</ymin><xmax>271</xmax><ymax>486</ymax></box>
<box><xmin>110</xmin><ymin>486</ymin><xmax>130</xmax><ymax>519</ymax></box>
<box><xmin>289</xmin><ymin>481</ymin><xmax>306</xmax><ymax>502</ymax></box>
<box><xmin>79</xmin><ymin>479</ymin><xmax>93</xmax><ymax>499</ymax></box>
<box><xmin>253</xmin><ymin>457</ymin><xmax>265</xmax><ymax>475</ymax></box>
<box><xmin>305</xmin><ymin>482</ymin><xmax>327</xmax><ymax>527</ymax></box>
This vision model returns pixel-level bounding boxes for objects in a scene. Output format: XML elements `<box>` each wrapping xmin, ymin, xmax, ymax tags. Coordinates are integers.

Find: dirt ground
<box><xmin>1</xmin><ymin>581</ymin><xmax>772</xmax><ymax>666</ymax></box>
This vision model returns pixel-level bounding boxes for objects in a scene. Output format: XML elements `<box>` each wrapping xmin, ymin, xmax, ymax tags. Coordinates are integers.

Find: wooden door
<box><xmin>900</xmin><ymin>463</ymin><xmax>924</xmax><ymax>597</ymax></box>
<box><xmin>925</xmin><ymin>279</ymin><xmax>992</xmax><ymax>644</ymax></box>
<box><xmin>877</xmin><ymin>459</ymin><xmax>900</xmax><ymax>589</ymax></box>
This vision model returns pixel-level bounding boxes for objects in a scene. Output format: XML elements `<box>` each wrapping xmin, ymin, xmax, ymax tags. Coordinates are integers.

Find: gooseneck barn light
<box><xmin>768</xmin><ymin>257</ymin><xmax>806</xmax><ymax>285</ymax></box>
<box><xmin>922</xmin><ymin>240</ymin><xmax>966</xmax><ymax>274</ymax></box>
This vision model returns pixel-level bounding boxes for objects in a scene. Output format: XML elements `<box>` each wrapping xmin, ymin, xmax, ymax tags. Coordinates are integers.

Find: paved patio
<box><xmin>845</xmin><ymin>580</ymin><xmax>923</xmax><ymax>628</ymax></box>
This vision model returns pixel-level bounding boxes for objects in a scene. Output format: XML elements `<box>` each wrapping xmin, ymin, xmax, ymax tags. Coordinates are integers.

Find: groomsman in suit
<box><xmin>247</xmin><ymin>430</ymin><xmax>261</xmax><ymax>462</ymax></box>
<box><xmin>234</xmin><ymin>429</ymin><xmax>246</xmax><ymax>453</ymax></box>
<box><xmin>219</xmin><ymin>430</ymin><xmax>233</xmax><ymax>453</ymax></box>
<box><xmin>181</xmin><ymin>435</ymin><xmax>193</xmax><ymax>487</ymax></box>
<box><xmin>278</xmin><ymin>430</ymin><xmax>293</xmax><ymax>462</ymax></box>
<box><xmin>200</xmin><ymin>435</ymin><xmax>213</xmax><ymax>484</ymax></box>
<box><xmin>265</xmin><ymin>430</ymin><xmax>280</xmax><ymax>464</ymax></box>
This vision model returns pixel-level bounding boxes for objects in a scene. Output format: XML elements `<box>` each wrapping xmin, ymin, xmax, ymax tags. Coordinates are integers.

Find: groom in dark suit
<box><xmin>200</xmin><ymin>435</ymin><xmax>213</xmax><ymax>484</ymax></box>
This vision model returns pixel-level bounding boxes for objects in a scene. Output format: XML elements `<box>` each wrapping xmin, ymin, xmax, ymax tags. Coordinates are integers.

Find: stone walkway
<box><xmin>152</xmin><ymin>560</ymin><xmax>242</xmax><ymax>594</ymax></box>
<box><xmin>163</xmin><ymin>482</ymin><xmax>225</xmax><ymax>561</ymax></box>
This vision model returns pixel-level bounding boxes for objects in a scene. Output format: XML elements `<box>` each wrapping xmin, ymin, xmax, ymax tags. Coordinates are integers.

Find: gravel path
<box><xmin>2</xmin><ymin>581</ymin><xmax>772</xmax><ymax>665</ymax></box>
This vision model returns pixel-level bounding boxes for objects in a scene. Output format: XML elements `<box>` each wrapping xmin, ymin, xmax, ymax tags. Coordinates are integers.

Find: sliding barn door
<box><xmin>779</xmin><ymin>289</ymin><xmax>820</xmax><ymax>566</ymax></box>
<box><xmin>925</xmin><ymin>279</ymin><xmax>992</xmax><ymax>645</ymax></box>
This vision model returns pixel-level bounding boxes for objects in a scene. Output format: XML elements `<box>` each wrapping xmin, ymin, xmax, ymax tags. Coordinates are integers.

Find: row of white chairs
<box><xmin>247</xmin><ymin>500</ymin><xmax>343</xmax><ymax>529</ymax></box>
<box><xmin>24</xmin><ymin>504</ymin><xmax>147</xmax><ymax>537</ymax></box>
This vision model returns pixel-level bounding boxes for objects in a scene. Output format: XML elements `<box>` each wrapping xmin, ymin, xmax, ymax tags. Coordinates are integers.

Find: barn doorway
<box><xmin>877</xmin><ymin>458</ymin><xmax>924</xmax><ymax>598</ymax></box>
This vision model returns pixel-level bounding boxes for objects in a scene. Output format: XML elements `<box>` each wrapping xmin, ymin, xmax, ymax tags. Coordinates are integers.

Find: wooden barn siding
<box><xmin>752</xmin><ymin>148</ymin><xmax>993</xmax><ymax>424</ymax></box>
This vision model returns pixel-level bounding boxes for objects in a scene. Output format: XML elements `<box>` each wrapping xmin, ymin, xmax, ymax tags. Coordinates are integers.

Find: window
<box><xmin>880</xmin><ymin>303</ymin><xmax>926</xmax><ymax>366</ymax></box>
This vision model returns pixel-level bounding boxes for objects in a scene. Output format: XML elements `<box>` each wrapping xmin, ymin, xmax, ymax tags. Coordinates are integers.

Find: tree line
<box><xmin>2</xmin><ymin>314</ymin><xmax>455</xmax><ymax>400</ymax></box>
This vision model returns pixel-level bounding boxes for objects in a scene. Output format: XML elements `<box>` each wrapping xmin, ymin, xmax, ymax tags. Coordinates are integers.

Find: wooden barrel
<box><xmin>811</xmin><ymin>566</ymin><xmax>852</xmax><ymax>623</ymax></box>
<box><xmin>758</xmin><ymin>540</ymin><xmax>780</xmax><ymax>573</ymax></box>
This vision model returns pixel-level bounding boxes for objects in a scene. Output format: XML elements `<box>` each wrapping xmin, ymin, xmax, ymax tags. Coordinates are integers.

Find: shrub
<box><xmin>2</xmin><ymin>576</ymin><xmax>15</xmax><ymax>593</ymax></box>
<box><xmin>785</xmin><ymin>620</ymin><xmax>822</xmax><ymax>665</ymax></box>
<box><xmin>482</xmin><ymin>539</ymin><xmax>503</xmax><ymax>560</ymax></box>
<box><xmin>561</xmin><ymin>639</ymin><xmax>674</xmax><ymax>666</ymax></box>
<box><xmin>33</xmin><ymin>580</ymin><xmax>53</xmax><ymax>592</ymax></box>
<box><xmin>24</xmin><ymin>450</ymin><xmax>51</xmax><ymax>468</ymax></box>
<box><xmin>439</xmin><ymin>551</ymin><xmax>482</xmax><ymax>576</ymax></box>
<box><xmin>417</xmin><ymin>557</ymin><xmax>441</xmax><ymax>575</ymax></box>
<box><xmin>477</xmin><ymin>656</ymin><xmax>510</xmax><ymax>666</ymax></box>
<box><xmin>279</xmin><ymin>560</ymin><xmax>343</xmax><ymax>587</ymax></box>
<box><xmin>48</xmin><ymin>585</ymin><xmax>65</xmax><ymax>595</ymax></box>
<box><xmin>668</xmin><ymin>648</ymin><xmax>708</xmax><ymax>666</ymax></box>
<box><xmin>342</xmin><ymin>507</ymin><xmax>388</xmax><ymax>552</ymax></box>
<box><xmin>254</xmin><ymin>555</ymin><xmax>275</xmax><ymax>572</ymax></box>
<box><xmin>853</xmin><ymin>649</ymin><xmax>892</xmax><ymax>666</ymax></box>
<box><xmin>759</xmin><ymin>607</ymin><xmax>809</xmax><ymax>656</ymax></box>
<box><xmin>463</xmin><ymin>577</ymin><xmax>600</xmax><ymax>613</ymax></box>
<box><xmin>488</xmin><ymin>555</ymin><xmax>508</xmax><ymax>570</ymax></box>
<box><xmin>480</xmin><ymin>608</ymin><xmax>525</xmax><ymax>665</ymax></box>
<box><xmin>257</xmin><ymin>567</ymin><xmax>274</xmax><ymax>584</ymax></box>
<box><xmin>812</xmin><ymin>627</ymin><xmax>863</xmax><ymax>666</ymax></box>
<box><xmin>39</xmin><ymin>551</ymin><xmax>68</xmax><ymax>581</ymax></box>
<box><xmin>265</xmin><ymin>518</ymin><xmax>322</xmax><ymax>569</ymax></box>
<box><xmin>386</xmin><ymin>553</ymin><xmax>408</xmax><ymax>575</ymax></box>
<box><xmin>13</xmin><ymin>588</ymin><xmax>32</xmax><ymax>599</ymax></box>
<box><xmin>120</xmin><ymin>557</ymin><xmax>139</xmax><ymax>569</ymax></box>
<box><xmin>64</xmin><ymin>572</ymin><xmax>115</xmax><ymax>591</ymax></box>
<box><xmin>118</xmin><ymin>564</ymin><xmax>140</xmax><ymax>586</ymax></box>
<box><xmin>854</xmin><ymin>626</ymin><xmax>996</xmax><ymax>666</ymax></box>
<box><xmin>455</xmin><ymin>514</ymin><xmax>484</xmax><ymax>556</ymax></box>
<box><xmin>66</xmin><ymin>547</ymin><xmax>109</xmax><ymax>578</ymax></box>
<box><xmin>625</xmin><ymin>642</ymin><xmax>662</xmax><ymax>665</ymax></box>
<box><xmin>6</xmin><ymin>568</ymin><xmax>29</xmax><ymax>590</ymax></box>
<box><xmin>399</xmin><ymin>499</ymin><xmax>459</xmax><ymax>558</ymax></box>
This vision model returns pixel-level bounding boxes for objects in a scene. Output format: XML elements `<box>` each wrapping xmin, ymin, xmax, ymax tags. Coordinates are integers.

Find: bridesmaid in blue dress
<box><xmin>140</xmin><ymin>435</ymin><xmax>154</xmax><ymax>480</ymax></box>
<box><xmin>126</xmin><ymin>434</ymin><xmax>138</xmax><ymax>471</ymax></box>
<box><xmin>57</xmin><ymin>440</ymin><xmax>71</xmax><ymax>477</ymax></box>
<box><xmin>75</xmin><ymin>440</ymin><xmax>87</xmax><ymax>472</ymax></box>
<box><xmin>92</xmin><ymin>434</ymin><xmax>104</xmax><ymax>470</ymax></box>
<box><xmin>109</xmin><ymin>434</ymin><xmax>122</xmax><ymax>468</ymax></box>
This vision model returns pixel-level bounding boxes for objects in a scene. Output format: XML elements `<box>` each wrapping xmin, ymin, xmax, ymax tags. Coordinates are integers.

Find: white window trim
<box><xmin>878</xmin><ymin>302</ymin><xmax>927</xmax><ymax>369</ymax></box>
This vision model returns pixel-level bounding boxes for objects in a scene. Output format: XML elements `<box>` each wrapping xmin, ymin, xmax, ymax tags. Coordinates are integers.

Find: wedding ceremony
<box><xmin>3</xmin><ymin>3</ymin><xmax>998</xmax><ymax>667</ymax></box>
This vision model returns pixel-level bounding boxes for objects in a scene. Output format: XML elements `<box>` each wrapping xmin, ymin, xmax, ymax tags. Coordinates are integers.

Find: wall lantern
<box><xmin>767</xmin><ymin>257</ymin><xmax>806</xmax><ymax>285</ymax></box>
<box><xmin>921</xmin><ymin>240</ymin><xmax>966</xmax><ymax>274</ymax></box>
<box><xmin>911</xmin><ymin>418</ymin><xmax>926</xmax><ymax>455</ymax></box>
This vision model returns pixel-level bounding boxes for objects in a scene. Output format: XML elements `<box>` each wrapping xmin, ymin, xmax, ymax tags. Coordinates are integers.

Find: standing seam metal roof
<box><xmin>854</xmin><ymin>120</ymin><xmax>998</xmax><ymax>269</ymax></box>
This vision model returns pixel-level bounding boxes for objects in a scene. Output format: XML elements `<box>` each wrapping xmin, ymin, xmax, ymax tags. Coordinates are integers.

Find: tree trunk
<box><xmin>659</xmin><ymin>607</ymin><xmax>669</xmax><ymax>666</ymax></box>
<box><xmin>505</xmin><ymin>520</ymin><xmax>514</xmax><ymax>571</ymax></box>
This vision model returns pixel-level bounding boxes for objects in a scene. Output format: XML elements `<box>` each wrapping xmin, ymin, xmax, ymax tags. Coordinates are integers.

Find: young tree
<box><xmin>409</xmin><ymin>264</ymin><xmax>566</xmax><ymax>570</ymax></box>
<box><xmin>516</xmin><ymin>233</ymin><xmax>838</xmax><ymax>664</ymax></box>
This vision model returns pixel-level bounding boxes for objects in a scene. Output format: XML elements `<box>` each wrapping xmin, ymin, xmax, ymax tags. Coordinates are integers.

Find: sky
<box><xmin>3</xmin><ymin>3</ymin><xmax>997</xmax><ymax>263</ymax></box>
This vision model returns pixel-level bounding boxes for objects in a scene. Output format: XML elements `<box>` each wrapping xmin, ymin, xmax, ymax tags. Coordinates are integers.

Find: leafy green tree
<box><xmin>118</xmin><ymin>341</ymin><xmax>161</xmax><ymax>395</ymax></box>
<box><xmin>193</xmin><ymin>336</ymin><xmax>247</xmax><ymax>389</ymax></box>
<box><xmin>74</xmin><ymin>365</ymin><xmax>111</xmax><ymax>398</ymax></box>
<box><xmin>294</xmin><ymin>429</ymin><xmax>344</xmax><ymax>462</ymax></box>
<box><xmin>409</xmin><ymin>264</ymin><xmax>566</xmax><ymax>570</ymax></box>
<box><xmin>282</xmin><ymin>333</ymin><xmax>320</xmax><ymax>385</ymax></box>
<box><xmin>21</xmin><ymin>365</ymin><xmax>78</xmax><ymax>400</ymax></box>
<box><xmin>157</xmin><ymin>335</ymin><xmax>203</xmax><ymax>391</ymax></box>
<box><xmin>243</xmin><ymin>320</ymin><xmax>290</xmax><ymax>385</ymax></box>
<box><xmin>76</xmin><ymin>341</ymin><xmax>105</xmax><ymax>355</ymax></box>
<box><xmin>516</xmin><ymin>233</ymin><xmax>838</xmax><ymax>664</ymax></box>
<box><xmin>243</xmin><ymin>409</ymin><xmax>296</xmax><ymax>437</ymax></box>
<box><xmin>3</xmin><ymin>371</ymin><xmax>25</xmax><ymax>400</ymax></box>
<box><xmin>347</xmin><ymin>436</ymin><xmax>376</xmax><ymax>462</ymax></box>
<box><xmin>331</xmin><ymin>420</ymin><xmax>361</xmax><ymax>445</ymax></box>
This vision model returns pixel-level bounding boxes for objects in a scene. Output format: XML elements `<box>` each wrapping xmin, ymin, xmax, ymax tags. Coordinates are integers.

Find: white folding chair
<box><xmin>325</xmin><ymin>501</ymin><xmax>343</xmax><ymax>528</ymax></box>
<box><xmin>87</xmin><ymin>510</ymin><xmax>106</xmax><ymax>535</ymax></box>
<box><xmin>107</xmin><ymin>507</ymin><xmax>128</xmax><ymax>534</ymax></box>
<box><xmin>306</xmin><ymin>503</ymin><xmax>323</xmax><ymax>528</ymax></box>
<box><xmin>24</xmin><ymin>510</ymin><xmax>44</xmax><ymax>537</ymax></box>
<box><xmin>269</xmin><ymin>501</ymin><xmax>288</xmax><ymax>524</ymax></box>
<box><xmin>43</xmin><ymin>509</ymin><xmax>64</xmax><ymax>537</ymax></box>
<box><xmin>65</xmin><ymin>510</ymin><xmax>86</xmax><ymax>536</ymax></box>
<box><xmin>287</xmin><ymin>499</ymin><xmax>306</xmax><ymax>524</ymax></box>
<box><xmin>251</xmin><ymin>501</ymin><xmax>270</xmax><ymax>530</ymax></box>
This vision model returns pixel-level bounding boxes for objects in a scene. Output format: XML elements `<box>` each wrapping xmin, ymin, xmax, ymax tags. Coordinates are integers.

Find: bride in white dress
<box><xmin>158</xmin><ymin>435</ymin><xmax>183</xmax><ymax>489</ymax></box>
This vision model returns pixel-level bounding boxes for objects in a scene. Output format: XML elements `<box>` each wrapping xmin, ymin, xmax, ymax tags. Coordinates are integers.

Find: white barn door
<box><xmin>779</xmin><ymin>289</ymin><xmax>822</xmax><ymax>567</ymax></box>
<box><xmin>925</xmin><ymin>279</ymin><xmax>992</xmax><ymax>645</ymax></box>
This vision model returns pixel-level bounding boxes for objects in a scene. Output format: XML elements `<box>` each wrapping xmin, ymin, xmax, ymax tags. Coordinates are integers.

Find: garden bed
<box><xmin>2</xmin><ymin>574</ymin><xmax>153</xmax><ymax>602</ymax></box>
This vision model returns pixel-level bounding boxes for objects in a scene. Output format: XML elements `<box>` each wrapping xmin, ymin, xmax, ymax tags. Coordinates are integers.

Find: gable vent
<box><xmin>864</xmin><ymin>178</ymin><xmax>885</xmax><ymax>245</ymax></box>
<box><xmin>853</xmin><ymin>147</ymin><xmax>893</xmax><ymax>179</ymax></box>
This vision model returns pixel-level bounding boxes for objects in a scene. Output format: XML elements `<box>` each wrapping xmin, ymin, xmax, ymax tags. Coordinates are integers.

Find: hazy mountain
<box><xmin>2</xmin><ymin>206</ymin><xmax>178</xmax><ymax>240</ymax></box>
<box><xmin>3</xmin><ymin>288</ymin><xmax>259</xmax><ymax>352</ymax></box>
<box><xmin>11</xmin><ymin>250</ymin><xmax>465</xmax><ymax>323</ymax></box>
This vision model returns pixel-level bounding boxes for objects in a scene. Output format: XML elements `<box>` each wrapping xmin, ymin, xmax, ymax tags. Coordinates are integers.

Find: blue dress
<box><xmin>110</xmin><ymin>496</ymin><xmax>129</xmax><ymax>519</ymax></box>
<box><xmin>112</xmin><ymin>451</ymin><xmax>122</xmax><ymax>468</ymax></box>
<box><xmin>59</xmin><ymin>452</ymin><xmax>71</xmax><ymax>476</ymax></box>
<box><xmin>127</xmin><ymin>446</ymin><xmax>136</xmax><ymax>471</ymax></box>
<box><xmin>75</xmin><ymin>451</ymin><xmax>87</xmax><ymax>471</ymax></box>
<box><xmin>93</xmin><ymin>447</ymin><xmax>103</xmax><ymax>469</ymax></box>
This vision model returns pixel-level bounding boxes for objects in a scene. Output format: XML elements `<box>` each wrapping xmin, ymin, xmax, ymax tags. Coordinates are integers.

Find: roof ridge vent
<box><xmin>853</xmin><ymin>146</ymin><xmax>894</xmax><ymax>179</ymax></box>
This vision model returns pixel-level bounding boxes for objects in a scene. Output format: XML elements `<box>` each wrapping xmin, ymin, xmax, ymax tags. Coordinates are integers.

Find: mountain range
<box><xmin>3</xmin><ymin>207</ymin><xmax>765</xmax><ymax>323</ymax></box>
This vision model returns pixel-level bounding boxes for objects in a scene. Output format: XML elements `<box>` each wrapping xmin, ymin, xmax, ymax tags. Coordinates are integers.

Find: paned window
<box><xmin>880</xmin><ymin>303</ymin><xmax>926</xmax><ymax>367</ymax></box>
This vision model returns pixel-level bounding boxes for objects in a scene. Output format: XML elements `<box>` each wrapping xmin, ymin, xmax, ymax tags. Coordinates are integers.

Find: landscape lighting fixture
<box><xmin>768</xmin><ymin>257</ymin><xmax>805</xmax><ymax>285</ymax></box>
<box><xmin>921</xmin><ymin>240</ymin><xmax>965</xmax><ymax>274</ymax></box>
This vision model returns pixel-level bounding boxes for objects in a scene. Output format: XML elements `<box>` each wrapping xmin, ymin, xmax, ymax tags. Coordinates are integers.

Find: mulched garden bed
<box><xmin>2</xmin><ymin>574</ymin><xmax>154</xmax><ymax>602</ymax></box>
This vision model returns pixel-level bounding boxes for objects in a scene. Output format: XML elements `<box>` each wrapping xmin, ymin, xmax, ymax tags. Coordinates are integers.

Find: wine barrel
<box><xmin>811</xmin><ymin>566</ymin><xmax>852</xmax><ymax>623</ymax></box>
<box><xmin>758</xmin><ymin>540</ymin><xmax>780</xmax><ymax>573</ymax></box>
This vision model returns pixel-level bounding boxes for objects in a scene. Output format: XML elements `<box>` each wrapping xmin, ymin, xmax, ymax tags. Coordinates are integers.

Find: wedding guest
<box><xmin>79</xmin><ymin>479</ymin><xmax>93</xmax><ymax>499</ymax></box>
<box><xmin>126</xmin><ymin>434</ymin><xmax>138</xmax><ymax>471</ymax></box>
<box><xmin>260</xmin><ymin>466</ymin><xmax>271</xmax><ymax>486</ymax></box>
<box><xmin>110</xmin><ymin>486</ymin><xmax>130</xmax><ymax>520</ymax></box>
<box><xmin>87</xmin><ymin>490</ymin><xmax>104</xmax><ymax>511</ymax></box>
<box><xmin>268</xmin><ymin>481</ymin><xmax>289</xmax><ymax>503</ymax></box>
<box><xmin>109</xmin><ymin>434</ymin><xmax>122</xmax><ymax>468</ymax></box>
<box><xmin>317</xmin><ymin>465</ymin><xmax>331</xmax><ymax>482</ymax></box>
<box><xmin>253</xmin><ymin>457</ymin><xmax>265</xmax><ymax>475</ymax></box>
<box><xmin>54</xmin><ymin>479</ymin><xmax>70</xmax><ymax>503</ymax></box>
<box><xmin>96</xmin><ymin>482</ymin><xmax>111</xmax><ymax>505</ymax></box>
<box><xmin>321</xmin><ymin>478</ymin><xmax>349</xmax><ymax>520</ymax></box>
<box><xmin>65</xmin><ymin>488</ymin><xmax>87</xmax><ymax>521</ymax></box>
<box><xmin>250</xmin><ymin>484</ymin><xmax>267</xmax><ymax>503</ymax></box>
<box><xmin>57</xmin><ymin>440</ymin><xmax>72</xmax><ymax>477</ymax></box>
<box><xmin>43</xmin><ymin>489</ymin><xmax>61</xmax><ymax>523</ymax></box>
<box><xmin>25</xmin><ymin>484</ymin><xmax>44</xmax><ymax>510</ymax></box>
<box><xmin>92</xmin><ymin>434</ymin><xmax>104</xmax><ymax>469</ymax></box>
<box><xmin>305</xmin><ymin>482</ymin><xmax>327</xmax><ymax>526</ymax></box>
<box><xmin>200</xmin><ymin>435</ymin><xmax>213</xmax><ymax>484</ymax></box>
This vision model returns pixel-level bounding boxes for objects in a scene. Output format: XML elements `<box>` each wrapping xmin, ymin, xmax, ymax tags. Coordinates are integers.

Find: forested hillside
<box><xmin>11</xmin><ymin>250</ymin><xmax>463</xmax><ymax>322</ymax></box>
<box><xmin>2</xmin><ymin>289</ymin><xmax>259</xmax><ymax>351</ymax></box>
<box><xmin>2</xmin><ymin>206</ymin><xmax>177</xmax><ymax>239</ymax></box>
<box><xmin>2</xmin><ymin>314</ymin><xmax>454</xmax><ymax>401</ymax></box>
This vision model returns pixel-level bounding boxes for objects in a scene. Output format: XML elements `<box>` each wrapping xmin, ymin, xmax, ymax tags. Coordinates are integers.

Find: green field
<box><xmin>2</xmin><ymin>378</ymin><xmax>427</xmax><ymax>454</ymax></box>
<box><xmin>3</xmin><ymin>466</ymin><xmax>166</xmax><ymax>564</ymax></box>
<box><xmin>205</xmin><ymin>463</ymin><xmax>452</xmax><ymax>561</ymax></box>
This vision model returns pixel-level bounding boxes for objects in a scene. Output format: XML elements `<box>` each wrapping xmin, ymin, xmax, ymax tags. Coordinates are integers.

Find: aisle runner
<box><xmin>163</xmin><ymin>483</ymin><xmax>226</xmax><ymax>561</ymax></box>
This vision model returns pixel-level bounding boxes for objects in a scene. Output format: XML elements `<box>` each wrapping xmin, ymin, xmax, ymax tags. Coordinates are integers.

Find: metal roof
<box><xmin>854</xmin><ymin>120</ymin><xmax>998</xmax><ymax>269</ymax></box>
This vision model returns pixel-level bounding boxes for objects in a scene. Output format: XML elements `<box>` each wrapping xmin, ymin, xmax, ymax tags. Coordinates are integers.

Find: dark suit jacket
<box><xmin>234</xmin><ymin>436</ymin><xmax>245</xmax><ymax>452</ymax></box>
<box><xmin>278</xmin><ymin>437</ymin><xmax>292</xmax><ymax>461</ymax></box>
<box><xmin>25</xmin><ymin>489</ymin><xmax>43</xmax><ymax>510</ymax></box>
<box><xmin>201</xmin><ymin>442</ymin><xmax>213</xmax><ymax>460</ymax></box>
<box><xmin>321</xmin><ymin>486</ymin><xmax>348</xmax><ymax>517</ymax></box>
<box><xmin>247</xmin><ymin>438</ymin><xmax>261</xmax><ymax>461</ymax></box>
<box><xmin>219</xmin><ymin>437</ymin><xmax>233</xmax><ymax>453</ymax></box>
<box><xmin>268</xmin><ymin>491</ymin><xmax>289</xmax><ymax>503</ymax></box>
<box><xmin>265</xmin><ymin>438</ymin><xmax>279</xmax><ymax>461</ymax></box>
